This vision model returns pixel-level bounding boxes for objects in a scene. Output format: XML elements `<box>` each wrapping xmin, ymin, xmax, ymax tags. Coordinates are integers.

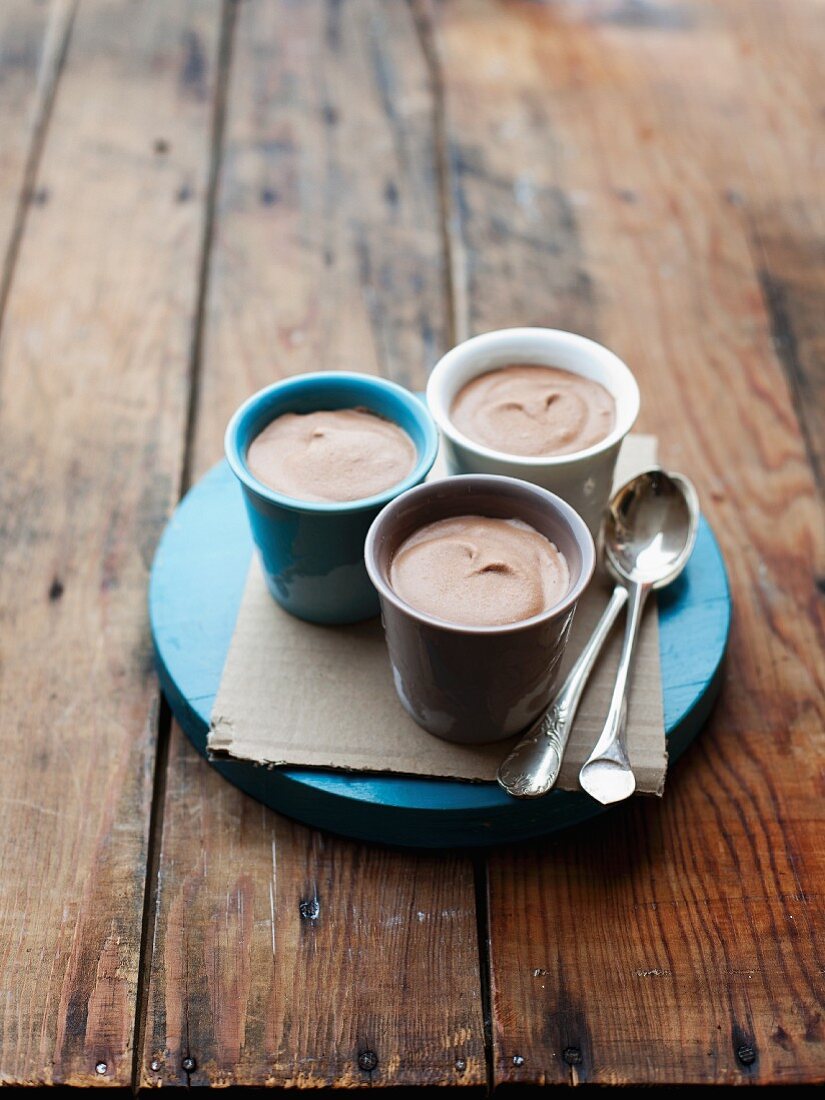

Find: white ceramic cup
<box><xmin>426</xmin><ymin>328</ymin><xmax>640</xmax><ymax>534</ymax></box>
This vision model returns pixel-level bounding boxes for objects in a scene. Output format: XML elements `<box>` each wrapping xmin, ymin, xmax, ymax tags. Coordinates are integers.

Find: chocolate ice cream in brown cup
<box><xmin>364</xmin><ymin>475</ymin><xmax>595</xmax><ymax>745</ymax></box>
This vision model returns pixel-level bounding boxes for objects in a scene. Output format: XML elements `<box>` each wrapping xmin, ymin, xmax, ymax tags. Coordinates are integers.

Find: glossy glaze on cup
<box><xmin>426</xmin><ymin>328</ymin><xmax>640</xmax><ymax>534</ymax></box>
<box><xmin>225</xmin><ymin>372</ymin><xmax>438</xmax><ymax>624</ymax></box>
<box><xmin>365</xmin><ymin>475</ymin><xmax>595</xmax><ymax>745</ymax></box>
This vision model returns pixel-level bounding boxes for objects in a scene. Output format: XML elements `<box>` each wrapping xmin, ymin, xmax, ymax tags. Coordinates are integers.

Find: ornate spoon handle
<box><xmin>497</xmin><ymin>585</ymin><xmax>628</xmax><ymax>799</ymax></box>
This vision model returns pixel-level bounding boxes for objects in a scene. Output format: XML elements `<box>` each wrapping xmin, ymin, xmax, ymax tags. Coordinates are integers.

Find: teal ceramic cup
<box><xmin>225</xmin><ymin>372</ymin><xmax>439</xmax><ymax>624</ymax></box>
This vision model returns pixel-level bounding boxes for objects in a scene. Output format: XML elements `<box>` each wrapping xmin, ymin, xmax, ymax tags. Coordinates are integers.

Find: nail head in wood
<box><xmin>299</xmin><ymin>896</ymin><xmax>320</xmax><ymax>921</ymax></box>
<box><xmin>358</xmin><ymin>1050</ymin><xmax>378</xmax><ymax>1072</ymax></box>
<box><xmin>737</xmin><ymin>1044</ymin><xmax>757</xmax><ymax>1066</ymax></box>
<box><xmin>563</xmin><ymin>1047</ymin><xmax>583</xmax><ymax>1065</ymax></box>
<box><xmin>182</xmin><ymin>1055</ymin><xmax>196</xmax><ymax>1072</ymax></box>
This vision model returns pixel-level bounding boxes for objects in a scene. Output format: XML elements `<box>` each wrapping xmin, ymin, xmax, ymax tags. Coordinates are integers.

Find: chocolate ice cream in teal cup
<box><xmin>225</xmin><ymin>372</ymin><xmax>438</xmax><ymax>624</ymax></box>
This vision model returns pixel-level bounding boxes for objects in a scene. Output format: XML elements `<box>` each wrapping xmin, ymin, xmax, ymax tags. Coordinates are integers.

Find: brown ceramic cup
<box><xmin>364</xmin><ymin>474</ymin><xmax>596</xmax><ymax>745</ymax></box>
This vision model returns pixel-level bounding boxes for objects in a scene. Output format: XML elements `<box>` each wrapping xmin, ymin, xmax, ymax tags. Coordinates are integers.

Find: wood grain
<box><xmin>143</xmin><ymin>725</ymin><xmax>484</xmax><ymax>1089</ymax></box>
<box><xmin>195</xmin><ymin>0</ymin><xmax>449</xmax><ymax>425</ymax></box>
<box><xmin>428</xmin><ymin>0</ymin><xmax>825</xmax><ymax>1086</ymax></box>
<box><xmin>140</xmin><ymin>0</ymin><xmax>484</xmax><ymax>1089</ymax></box>
<box><xmin>0</xmin><ymin>0</ymin><xmax>221</xmax><ymax>1086</ymax></box>
<box><xmin>0</xmin><ymin>2</ymin><xmax>76</xmax><ymax>313</ymax></box>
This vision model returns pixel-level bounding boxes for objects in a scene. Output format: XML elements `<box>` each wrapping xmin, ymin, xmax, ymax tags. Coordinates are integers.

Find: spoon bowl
<box><xmin>603</xmin><ymin>469</ymin><xmax>699</xmax><ymax>590</ymax></box>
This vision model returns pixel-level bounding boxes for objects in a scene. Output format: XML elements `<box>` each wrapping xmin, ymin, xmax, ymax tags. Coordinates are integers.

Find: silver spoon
<box><xmin>496</xmin><ymin>469</ymin><xmax>698</xmax><ymax>800</ymax></box>
<box><xmin>496</xmin><ymin>474</ymin><xmax>634</xmax><ymax>800</ymax></box>
<box><xmin>578</xmin><ymin>469</ymin><xmax>699</xmax><ymax>805</ymax></box>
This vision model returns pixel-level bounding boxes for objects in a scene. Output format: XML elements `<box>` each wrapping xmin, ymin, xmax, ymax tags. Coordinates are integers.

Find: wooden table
<box><xmin>0</xmin><ymin>0</ymin><xmax>822</xmax><ymax>1090</ymax></box>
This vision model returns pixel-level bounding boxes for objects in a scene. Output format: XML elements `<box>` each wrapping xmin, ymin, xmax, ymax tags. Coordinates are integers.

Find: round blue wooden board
<box><xmin>150</xmin><ymin>460</ymin><xmax>731</xmax><ymax>848</ymax></box>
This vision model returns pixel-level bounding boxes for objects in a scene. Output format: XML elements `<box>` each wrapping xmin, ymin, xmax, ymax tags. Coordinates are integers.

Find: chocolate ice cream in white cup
<box><xmin>426</xmin><ymin>328</ymin><xmax>640</xmax><ymax>534</ymax></box>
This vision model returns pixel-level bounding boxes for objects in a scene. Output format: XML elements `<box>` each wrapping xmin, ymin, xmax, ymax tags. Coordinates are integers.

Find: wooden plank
<box><xmin>0</xmin><ymin>0</ymin><xmax>222</xmax><ymax>1086</ymax></box>
<box><xmin>429</xmin><ymin>0</ymin><xmax>825</xmax><ymax>1086</ymax></box>
<box><xmin>196</xmin><ymin>0</ymin><xmax>449</xmax><ymax>411</ymax></box>
<box><xmin>140</xmin><ymin>0</ymin><xmax>484</xmax><ymax>1090</ymax></box>
<box><xmin>0</xmin><ymin>1</ymin><xmax>76</xmax><ymax>319</ymax></box>
<box><xmin>726</xmin><ymin>0</ymin><xmax>825</xmax><ymax>493</ymax></box>
<box><xmin>143</xmin><ymin>725</ymin><xmax>484</xmax><ymax>1089</ymax></box>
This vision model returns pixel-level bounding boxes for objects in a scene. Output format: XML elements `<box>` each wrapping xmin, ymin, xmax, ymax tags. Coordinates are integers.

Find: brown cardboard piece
<box><xmin>209</xmin><ymin>435</ymin><xmax>667</xmax><ymax>794</ymax></box>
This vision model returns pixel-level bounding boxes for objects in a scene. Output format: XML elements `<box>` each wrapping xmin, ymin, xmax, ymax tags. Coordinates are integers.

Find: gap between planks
<box><xmin>131</xmin><ymin>696</ymin><xmax>174</xmax><ymax>1090</ymax></box>
<box><xmin>179</xmin><ymin>0</ymin><xmax>241</xmax><ymax>498</ymax></box>
<box><xmin>409</xmin><ymin>0</ymin><xmax>465</xmax><ymax>348</ymax></box>
<box><xmin>0</xmin><ymin>0</ymin><xmax>77</xmax><ymax>345</ymax></box>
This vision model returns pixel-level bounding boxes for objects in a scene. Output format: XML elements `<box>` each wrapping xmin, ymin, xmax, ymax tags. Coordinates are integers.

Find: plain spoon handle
<box><xmin>579</xmin><ymin>579</ymin><xmax>651</xmax><ymax>803</ymax></box>
<box><xmin>497</xmin><ymin>585</ymin><xmax>629</xmax><ymax>798</ymax></box>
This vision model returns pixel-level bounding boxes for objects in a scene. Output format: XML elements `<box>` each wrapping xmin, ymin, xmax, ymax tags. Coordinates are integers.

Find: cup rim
<box><xmin>224</xmin><ymin>371</ymin><xmax>440</xmax><ymax>514</ymax></box>
<box><xmin>426</xmin><ymin>327</ymin><xmax>640</xmax><ymax>468</ymax></box>
<box><xmin>364</xmin><ymin>473</ymin><xmax>596</xmax><ymax>636</ymax></box>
